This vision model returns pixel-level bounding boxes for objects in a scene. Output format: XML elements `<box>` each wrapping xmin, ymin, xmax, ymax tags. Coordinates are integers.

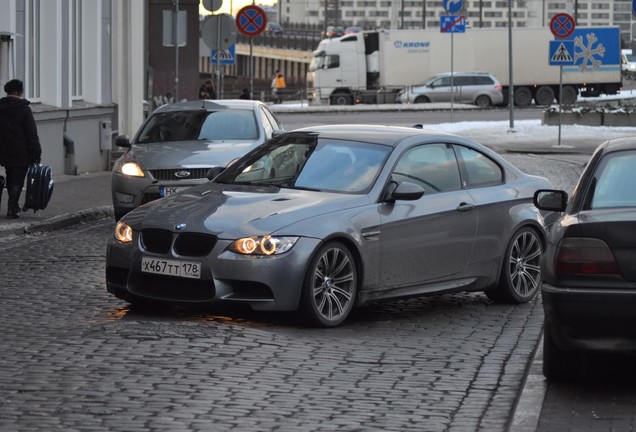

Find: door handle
<box><xmin>457</xmin><ymin>202</ymin><xmax>474</xmax><ymax>212</ymax></box>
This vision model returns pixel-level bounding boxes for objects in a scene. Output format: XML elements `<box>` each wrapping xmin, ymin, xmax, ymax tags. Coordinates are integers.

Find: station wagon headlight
<box><xmin>119</xmin><ymin>162</ymin><xmax>145</xmax><ymax>177</ymax></box>
<box><xmin>114</xmin><ymin>221</ymin><xmax>133</xmax><ymax>243</ymax></box>
<box><xmin>229</xmin><ymin>236</ymin><xmax>298</xmax><ymax>255</ymax></box>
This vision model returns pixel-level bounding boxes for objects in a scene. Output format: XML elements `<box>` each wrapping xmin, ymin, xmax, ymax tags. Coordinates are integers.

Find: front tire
<box><xmin>414</xmin><ymin>95</ymin><xmax>430</xmax><ymax>104</ymax></box>
<box><xmin>299</xmin><ymin>241</ymin><xmax>357</xmax><ymax>327</ymax></box>
<box><xmin>486</xmin><ymin>227</ymin><xmax>542</xmax><ymax>303</ymax></box>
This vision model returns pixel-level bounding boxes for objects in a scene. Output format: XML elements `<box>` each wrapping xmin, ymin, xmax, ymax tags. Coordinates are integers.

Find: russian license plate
<box><xmin>141</xmin><ymin>257</ymin><xmax>201</xmax><ymax>279</ymax></box>
<box><xmin>160</xmin><ymin>186</ymin><xmax>187</xmax><ymax>197</ymax></box>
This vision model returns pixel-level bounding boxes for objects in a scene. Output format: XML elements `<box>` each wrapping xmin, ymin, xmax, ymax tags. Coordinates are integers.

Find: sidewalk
<box><xmin>0</xmin><ymin>171</ymin><xmax>113</xmax><ymax>240</ymax></box>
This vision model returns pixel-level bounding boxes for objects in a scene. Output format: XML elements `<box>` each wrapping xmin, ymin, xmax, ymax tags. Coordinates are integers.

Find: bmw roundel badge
<box><xmin>175</xmin><ymin>223</ymin><xmax>187</xmax><ymax>231</ymax></box>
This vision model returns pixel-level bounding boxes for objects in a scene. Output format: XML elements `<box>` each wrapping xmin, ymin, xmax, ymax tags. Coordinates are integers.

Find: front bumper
<box><xmin>542</xmin><ymin>282</ymin><xmax>636</xmax><ymax>352</ymax></box>
<box><xmin>106</xmin><ymin>233</ymin><xmax>322</xmax><ymax>312</ymax></box>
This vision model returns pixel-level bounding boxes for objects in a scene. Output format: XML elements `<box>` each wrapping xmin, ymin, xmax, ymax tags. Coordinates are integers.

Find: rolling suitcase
<box><xmin>22</xmin><ymin>164</ymin><xmax>54</xmax><ymax>213</ymax></box>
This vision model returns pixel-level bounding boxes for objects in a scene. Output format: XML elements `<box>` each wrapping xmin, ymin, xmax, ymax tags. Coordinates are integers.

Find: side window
<box><xmin>456</xmin><ymin>145</ymin><xmax>503</xmax><ymax>188</ymax></box>
<box><xmin>454</xmin><ymin>76</ymin><xmax>471</xmax><ymax>86</ymax></box>
<box><xmin>474</xmin><ymin>76</ymin><xmax>494</xmax><ymax>85</ymax></box>
<box><xmin>392</xmin><ymin>143</ymin><xmax>461</xmax><ymax>194</ymax></box>
<box><xmin>436</xmin><ymin>77</ymin><xmax>452</xmax><ymax>87</ymax></box>
<box><xmin>326</xmin><ymin>55</ymin><xmax>340</xmax><ymax>69</ymax></box>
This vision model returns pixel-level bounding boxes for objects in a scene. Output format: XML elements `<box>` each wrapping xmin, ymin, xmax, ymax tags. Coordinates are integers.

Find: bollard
<box><xmin>63</xmin><ymin>133</ymin><xmax>77</xmax><ymax>175</ymax></box>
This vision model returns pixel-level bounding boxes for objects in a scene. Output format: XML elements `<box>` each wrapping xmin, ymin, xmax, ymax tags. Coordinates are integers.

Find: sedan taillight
<box><xmin>555</xmin><ymin>237</ymin><xmax>621</xmax><ymax>276</ymax></box>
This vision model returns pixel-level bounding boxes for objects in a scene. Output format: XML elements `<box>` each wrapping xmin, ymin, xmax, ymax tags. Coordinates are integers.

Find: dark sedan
<box><xmin>535</xmin><ymin>137</ymin><xmax>636</xmax><ymax>380</ymax></box>
<box><xmin>107</xmin><ymin>125</ymin><xmax>552</xmax><ymax>327</ymax></box>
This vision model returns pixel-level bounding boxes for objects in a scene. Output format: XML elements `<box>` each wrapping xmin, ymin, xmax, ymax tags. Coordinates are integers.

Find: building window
<box><xmin>26</xmin><ymin>0</ymin><xmax>41</xmax><ymax>101</ymax></box>
<box><xmin>71</xmin><ymin>0</ymin><xmax>83</xmax><ymax>99</ymax></box>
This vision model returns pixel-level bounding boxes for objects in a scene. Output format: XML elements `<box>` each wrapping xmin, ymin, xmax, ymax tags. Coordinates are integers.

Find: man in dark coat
<box><xmin>0</xmin><ymin>79</ymin><xmax>42</xmax><ymax>219</ymax></box>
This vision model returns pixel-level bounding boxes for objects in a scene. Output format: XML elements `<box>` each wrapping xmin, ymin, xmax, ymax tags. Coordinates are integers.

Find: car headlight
<box><xmin>229</xmin><ymin>236</ymin><xmax>298</xmax><ymax>256</ymax></box>
<box><xmin>119</xmin><ymin>162</ymin><xmax>145</xmax><ymax>177</ymax></box>
<box><xmin>114</xmin><ymin>220</ymin><xmax>133</xmax><ymax>243</ymax></box>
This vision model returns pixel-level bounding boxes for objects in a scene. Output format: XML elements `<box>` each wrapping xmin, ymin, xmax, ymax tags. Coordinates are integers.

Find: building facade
<box><xmin>0</xmin><ymin>0</ymin><xmax>145</xmax><ymax>176</ymax></box>
<box><xmin>278</xmin><ymin>0</ymin><xmax>635</xmax><ymax>46</ymax></box>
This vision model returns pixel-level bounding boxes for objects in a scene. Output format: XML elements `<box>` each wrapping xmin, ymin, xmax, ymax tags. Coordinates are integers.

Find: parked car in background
<box><xmin>322</xmin><ymin>25</ymin><xmax>344</xmax><ymax>38</ymax></box>
<box><xmin>621</xmin><ymin>49</ymin><xmax>636</xmax><ymax>79</ymax></box>
<box><xmin>534</xmin><ymin>137</ymin><xmax>636</xmax><ymax>381</ymax></box>
<box><xmin>397</xmin><ymin>72</ymin><xmax>504</xmax><ymax>108</ymax></box>
<box><xmin>344</xmin><ymin>26</ymin><xmax>363</xmax><ymax>34</ymax></box>
<box><xmin>107</xmin><ymin>124</ymin><xmax>552</xmax><ymax>327</ymax></box>
<box><xmin>111</xmin><ymin>100</ymin><xmax>285</xmax><ymax>220</ymax></box>
<box><xmin>265</xmin><ymin>22</ymin><xmax>283</xmax><ymax>35</ymax></box>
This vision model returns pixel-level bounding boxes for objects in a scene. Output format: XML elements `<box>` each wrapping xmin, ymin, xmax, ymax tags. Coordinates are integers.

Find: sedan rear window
<box><xmin>136</xmin><ymin>109</ymin><xmax>258</xmax><ymax>143</ymax></box>
<box><xmin>586</xmin><ymin>150</ymin><xmax>636</xmax><ymax>209</ymax></box>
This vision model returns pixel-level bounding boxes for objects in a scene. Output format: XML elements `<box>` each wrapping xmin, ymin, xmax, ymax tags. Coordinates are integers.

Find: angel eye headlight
<box><xmin>114</xmin><ymin>221</ymin><xmax>133</xmax><ymax>243</ymax></box>
<box><xmin>230</xmin><ymin>236</ymin><xmax>298</xmax><ymax>256</ymax></box>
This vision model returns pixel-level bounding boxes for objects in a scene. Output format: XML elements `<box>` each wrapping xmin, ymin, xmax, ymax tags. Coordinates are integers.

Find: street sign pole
<box><xmin>450</xmin><ymin>32</ymin><xmax>454</xmax><ymax>123</ymax></box>
<box><xmin>549</xmin><ymin>12</ymin><xmax>576</xmax><ymax>147</ymax></box>
<box><xmin>558</xmin><ymin>65</ymin><xmax>563</xmax><ymax>147</ymax></box>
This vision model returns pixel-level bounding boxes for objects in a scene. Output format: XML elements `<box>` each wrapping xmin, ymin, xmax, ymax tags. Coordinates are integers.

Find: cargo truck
<box><xmin>307</xmin><ymin>27</ymin><xmax>622</xmax><ymax>106</ymax></box>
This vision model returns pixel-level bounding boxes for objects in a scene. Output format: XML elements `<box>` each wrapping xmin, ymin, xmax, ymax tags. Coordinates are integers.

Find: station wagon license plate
<box><xmin>160</xmin><ymin>186</ymin><xmax>187</xmax><ymax>197</ymax></box>
<box><xmin>141</xmin><ymin>257</ymin><xmax>201</xmax><ymax>279</ymax></box>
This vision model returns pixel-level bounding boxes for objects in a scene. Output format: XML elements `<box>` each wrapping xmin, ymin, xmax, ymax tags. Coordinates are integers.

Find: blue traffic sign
<box><xmin>633</xmin><ymin>0</ymin><xmax>636</xmax><ymax>17</ymax></box>
<box><xmin>443</xmin><ymin>0</ymin><xmax>463</xmax><ymax>14</ymax></box>
<box><xmin>564</xmin><ymin>27</ymin><xmax>621</xmax><ymax>70</ymax></box>
<box><xmin>211</xmin><ymin>44</ymin><xmax>236</xmax><ymax>65</ymax></box>
<box><xmin>549</xmin><ymin>40</ymin><xmax>574</xmax><ymax>66</ymax></box>
<box><xmin>440</xmin><ymin>15</ymin><xmax>465</xmax><ymax>33</ymax></box>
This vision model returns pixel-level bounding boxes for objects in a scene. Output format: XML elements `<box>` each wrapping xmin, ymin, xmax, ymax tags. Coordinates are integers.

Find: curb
<box><xmin>0</xmin><ymin>206</ymin><xmax>114</xmax><ymax>239</ymax></box>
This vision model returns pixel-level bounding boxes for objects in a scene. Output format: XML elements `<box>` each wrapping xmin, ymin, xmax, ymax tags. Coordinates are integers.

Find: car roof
<box><xmin>153</xmin><ymin>99</ymin><xmax>263</xmax><ymax>113</ymax></box>
<box><xmin>287</xmin><ymin>124</ymin><xmax>459</xmax><ymax>147</ymax></box>
<box><xmin>597</xmin><ymin>136</ymin><xmax>636</xmax><ymax>154</ymax></box>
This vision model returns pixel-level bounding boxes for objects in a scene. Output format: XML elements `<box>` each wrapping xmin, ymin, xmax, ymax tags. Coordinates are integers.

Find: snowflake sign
<box><xmin>574</xmin><ymin>32</ymin><xmax>606</xmax><ymax>72</ymax></box>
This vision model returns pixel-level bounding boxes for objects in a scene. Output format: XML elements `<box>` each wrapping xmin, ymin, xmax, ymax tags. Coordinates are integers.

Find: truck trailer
<box><xmin>307</xmin><ymin>27</ymin><xmax>622</xmax><ymax>106</ymax></box>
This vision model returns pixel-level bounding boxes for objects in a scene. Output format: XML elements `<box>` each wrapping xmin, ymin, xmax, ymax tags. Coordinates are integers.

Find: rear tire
<box><xmin>513</xmin><ymin>87</ymin><xmax>533</xmax><ymax>106</ymax></box>
<box><xmin>534</xmin><ymin>86</ymin><xmax>555</xmax><ymax>105</ymax></box>
<box><xmin>475</xmin><ymin>95</ymin><xmax>492</xmax><ymax>108</ymax></box>
<box><xmin>486</xmin><ymin>227</ymin><xmax>542</xmax><ymax>303</ymax></box>
<box><xmin>299</xmin><ymin>241</ymin><xmax>357</xmax><ymax>328</ymax></box>
<box><xmin>559</xmin><ymin>85</ymin><xmax>578</xmax><ymax>105</ymax></box>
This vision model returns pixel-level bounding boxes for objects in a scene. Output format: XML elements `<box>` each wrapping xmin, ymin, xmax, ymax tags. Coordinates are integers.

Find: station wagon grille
<box><xmin>149</xmin><ymin>168</ymin><xmax>210</xmax><ymax>181</ymax></box>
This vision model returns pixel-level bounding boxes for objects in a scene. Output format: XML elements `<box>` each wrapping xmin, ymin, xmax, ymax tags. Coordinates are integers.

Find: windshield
<box><xmin>309</xmin><ymin>53</ymin><xmax>325</xmax><ymax>72</ymax></box>
<box><xmin>217</xmin><ymin>135</ymin><xmax>391</xmax><ymax>193</ymax></box>
<box><xmin>136</xmin><ymin>109</ymin><xmax>258</xmax><ymax>143</ymax></box>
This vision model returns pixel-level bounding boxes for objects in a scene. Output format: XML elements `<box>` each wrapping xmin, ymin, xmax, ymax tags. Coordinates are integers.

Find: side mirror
<box><xmin>114</xmin><ymin>135</ymin><xmax>131</xmax><ymax>148</ymax></box>
<box><xmin>534</xmin><ymin>189</ymin><xmax>568</xmax><ymax>212</ymax></box>
<box><xmin>390</xmin><ymin>181</ymin><xmax>425</xmax><ymax>201</ymax></box>
<box><xmin>206</xmin><ymin>166</ymin><xmax>226</xmax><ymax>181</ymax></box>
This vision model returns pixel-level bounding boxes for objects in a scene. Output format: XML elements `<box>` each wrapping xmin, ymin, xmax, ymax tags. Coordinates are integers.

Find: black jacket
<box><xmin>0</xmin><ymin>96</ymin><xmax>41</xmax><ymax>167</ymax></box>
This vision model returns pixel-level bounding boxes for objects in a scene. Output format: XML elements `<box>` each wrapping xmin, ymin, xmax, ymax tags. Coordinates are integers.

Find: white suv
<box><xmin>397</xmin><ymin>72</ymin><xmax>504</xmax><ymax>108</ymax></box>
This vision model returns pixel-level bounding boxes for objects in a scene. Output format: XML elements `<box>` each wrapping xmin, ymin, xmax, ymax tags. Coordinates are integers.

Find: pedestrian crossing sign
<box><xmin>211</xmin><ymin>44</ymin><xmax>235</xmax><ymax>65</ymax></box>
<box><xmin>549</xmin><ymin>40</ymin><xmax>574</xmax><ymax>66</ymax></box>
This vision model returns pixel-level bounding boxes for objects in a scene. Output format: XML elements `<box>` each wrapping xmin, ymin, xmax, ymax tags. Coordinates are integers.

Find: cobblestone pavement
<box><xmin>0</xmin><ymin>220</ymin><xmax>545</xmax><ymax>432</ymax></box>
